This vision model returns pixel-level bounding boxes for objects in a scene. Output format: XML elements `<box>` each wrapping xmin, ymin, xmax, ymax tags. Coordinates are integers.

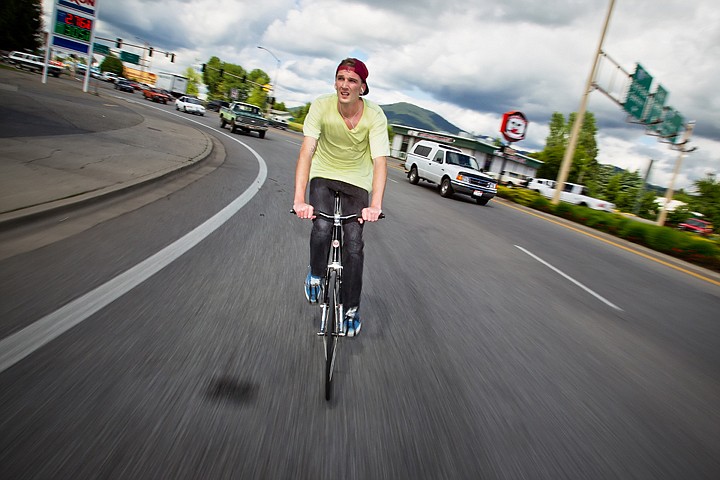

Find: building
<box><xmin>390</xmin><ymin>124</ymin><xmax>543</xmax><ymax>186</ymax></box>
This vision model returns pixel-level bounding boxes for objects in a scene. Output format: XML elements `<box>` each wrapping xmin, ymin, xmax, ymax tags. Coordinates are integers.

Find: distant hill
<box><xmin>287</xmin><ymin>101</ymin><xmax>464</xmax><ymax>135</ymax></box>
<box><xmin>380</xmin><ymin>102</ymin><xmax>463</xmax><ymax>134</ymax></box>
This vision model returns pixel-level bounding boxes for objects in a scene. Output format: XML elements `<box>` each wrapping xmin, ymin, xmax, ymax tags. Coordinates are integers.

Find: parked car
<box><xmin>114</xmin><ymin>79</ymin><xmax>135</xmax><ymax>93</ymax></box>
<box><xmin>206</xmin><ymin>100</ymin><xmax>230</xmax><ymax>112</ymax></box>
<box><xmin>175</xmin><ymin>96</ymin><xmax>205</xmax><ymax>115</ymax></box>
<box><xmin>677</xmin><ymin>218</ymin><xmax>713</xmax><ymax>236</ymax></box>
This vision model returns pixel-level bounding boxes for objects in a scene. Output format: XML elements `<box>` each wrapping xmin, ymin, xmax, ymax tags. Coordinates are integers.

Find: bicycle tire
<box><xmin>324</xmin><ymin>271</ymin><xmax>338</xmax><ymax>401</ymax></box>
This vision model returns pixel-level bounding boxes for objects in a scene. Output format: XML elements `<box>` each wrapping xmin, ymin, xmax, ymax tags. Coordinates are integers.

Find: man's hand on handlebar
<box><xmin>293</xmin><ymin>202</ymin><xmax>315</xmax><ymax>219</ymax></box>
<box><xmin>360</xmin><ymin>206</ymin><xmax>383</xmax><ymax>223</ymax></box>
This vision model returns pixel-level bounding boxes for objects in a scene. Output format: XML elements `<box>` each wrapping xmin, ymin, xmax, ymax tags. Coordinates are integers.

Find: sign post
<box><xmin>497</xmin><ymin>111</ymin><xmax>529</xmax><ymax>184</ymax></box>
<box><xmin>45</xmin><ymin>0</ymin><xmax>100</xmax><ymax>92</ymax></box>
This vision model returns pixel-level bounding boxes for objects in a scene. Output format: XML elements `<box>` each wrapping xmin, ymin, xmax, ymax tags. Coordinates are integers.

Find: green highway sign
<box><xmin>120</xmin><ymin>51</ymin><xmax>140</xmax><ymax>65</ymax></box>
<box><xmin>93</xmin><ymin>43</ymin><xmax>110</xmax><ymax>55</ymax></box>
<box><xmin>658</xmin><ymin>108</ymin><xmax>684</xmax><ymax>142</ymax></box>
<box><xmin>645</xmin><ymin>84</ymin><xmax>668</xmax><ymax>129</ymax></box>
<box><xmin>623</xmin><ymin>63</ymin><xmax>653</xmax><ymax>121</ymax></box>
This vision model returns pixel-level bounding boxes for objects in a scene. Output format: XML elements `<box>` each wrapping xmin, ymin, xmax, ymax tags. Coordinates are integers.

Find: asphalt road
<box><xmin>0</xmin><ymin>79</ymin><xmax>719</xmax><ymax>479</ymax></box>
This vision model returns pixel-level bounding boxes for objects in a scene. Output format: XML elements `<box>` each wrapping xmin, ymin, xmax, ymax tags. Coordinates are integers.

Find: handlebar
<box><xmin>290</xmin><ymin>209</ymin><xmax>385</xmax><ymax>221</ymax></box>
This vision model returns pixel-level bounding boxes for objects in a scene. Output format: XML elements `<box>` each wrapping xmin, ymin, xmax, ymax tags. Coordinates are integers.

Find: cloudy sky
<box><xmin>43</xmin><ymin>0</ymin><xmax>719</xmax><ymax>190</ymax></box>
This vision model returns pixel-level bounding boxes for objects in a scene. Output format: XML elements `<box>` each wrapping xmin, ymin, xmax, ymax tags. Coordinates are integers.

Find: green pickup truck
<box><xmin>219</xmin><ymin>102</ymin><xmax>270</xmax><ymax>139</ymax></box>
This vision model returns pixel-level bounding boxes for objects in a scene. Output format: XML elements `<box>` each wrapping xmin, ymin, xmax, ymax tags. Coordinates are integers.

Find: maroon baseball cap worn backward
<box><xmin>336</xmin><ymin>58</ymin><xmax>369</xmax><ymax>95</ymax></box>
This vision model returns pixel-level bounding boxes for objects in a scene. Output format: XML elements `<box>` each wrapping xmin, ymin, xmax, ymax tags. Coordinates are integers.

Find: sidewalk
<box><xmin>0</xmin><ymin>69</ymin><xmax>214</xmax><ymax>228</ymax></box>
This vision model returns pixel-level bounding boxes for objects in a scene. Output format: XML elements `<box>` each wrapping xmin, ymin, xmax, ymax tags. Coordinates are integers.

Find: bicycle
<box><xmin>292</xmin><ymin>191</ymin><xmax>383</xmax><ymax>401</ymax></box>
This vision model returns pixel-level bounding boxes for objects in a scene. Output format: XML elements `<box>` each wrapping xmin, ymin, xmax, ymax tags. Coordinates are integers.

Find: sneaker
<box><xmin>344</xmin><ymin>307</ymin><xmax>361</xmax><ymax>337</ymax></box>
<box><xmin>304</xmin><ymin>270</ymin><xmax>322</xmax><ymax>304</ymax></box>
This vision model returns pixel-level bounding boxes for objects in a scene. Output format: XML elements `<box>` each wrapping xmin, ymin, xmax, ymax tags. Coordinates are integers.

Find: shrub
<box><xmin>619</xmin><ymin>222</ymin><xmax>652</xmax><ymax>245</ymax></box>
<box><xmin>554</xmin><ymin>202</ymin><xmax>576</xmax><ymax>220</ymax></box>
<box><xmin>583</xmin><ymin>210</ymin><xmax>606</xmax><ymax>229</ymax></box>
<box><xmin>647</xmin><ymin>227</ymin><xmax>687</xmax><ymax>254</ymax></box>
<box><xmin>606</xmin><ymin>215</ymin><xmax>630</xmax><ymax>235</ymax></box>
<box><xmin>287</xmin><ymin>121</ymin><xmax>304</xmax><ymax>133</ymax></box>
<box><xmin>511</xmin><ymin>189</ymin><xmax>538</xmax><ymax>207</ymax></box>
<box><xmin>530</xmin><ymin>195</ymin><xmax>553</xmax><ymax>213</ymax></box>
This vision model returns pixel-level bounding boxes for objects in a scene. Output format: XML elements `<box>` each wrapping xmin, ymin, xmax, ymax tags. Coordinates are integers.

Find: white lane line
<box><xmin>0</xmin><ymin>126</ymin><xmax>268</xmax><ymax>374</ymax></box>
<box><xmin>515</xmin><ymin>245</ymin><xmax>623</xmax><ymax>311</ymax></box>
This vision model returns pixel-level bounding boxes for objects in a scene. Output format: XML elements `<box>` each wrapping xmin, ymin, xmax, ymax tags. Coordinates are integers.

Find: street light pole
<box><xmin>257</xmin><ymin>46</ymin><xmax>280</xmax><ymax>114</ymax></box>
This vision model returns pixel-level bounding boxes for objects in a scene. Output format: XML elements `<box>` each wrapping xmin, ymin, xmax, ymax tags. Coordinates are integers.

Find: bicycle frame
<box><xmin>317</xmin><ymin>192</ymin><xmax>352</xmax><ymax>338</ymax></box>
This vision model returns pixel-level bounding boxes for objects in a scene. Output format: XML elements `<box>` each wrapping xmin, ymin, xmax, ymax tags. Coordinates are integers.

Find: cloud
<box><xmin>42</xmin><ymin>0</ymin><xmax>720</xmax><ymax>189</ymax></box>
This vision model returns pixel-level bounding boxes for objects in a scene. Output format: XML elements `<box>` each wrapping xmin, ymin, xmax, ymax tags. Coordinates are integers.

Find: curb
<box><xmin>0</xmin><ymin>130</ymin><xmax>215</xmax><ymax>230</ymax></box>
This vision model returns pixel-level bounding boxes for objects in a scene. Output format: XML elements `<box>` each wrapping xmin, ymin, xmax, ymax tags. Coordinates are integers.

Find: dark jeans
<box><xmin>309</xmin><ymin>177</ymin><xmax>369</xmax><ymax>309</ymax></box>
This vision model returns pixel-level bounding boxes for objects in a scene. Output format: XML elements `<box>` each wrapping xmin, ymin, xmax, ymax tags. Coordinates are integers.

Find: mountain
<box><xmin>380</xmin><ymin>102</ymin><xmax>463</xmax><ymax>135</ymax></box>
<box><xmin>288</xmin><ymin>101</ymin><xmax>464</xmax><ymax>135</ymax></box>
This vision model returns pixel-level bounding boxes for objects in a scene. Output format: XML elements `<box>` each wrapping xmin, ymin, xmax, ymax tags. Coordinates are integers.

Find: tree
<box><xmin>0</xmin><ymin>0</ymin><xmax>43</xmax><ymax>52</ymax></box>
<box><xmin>293</xmin><ymin>103</ymin><xmax>312</xmax><ymax>124</ymax></box>
<box><xmin>690</xmin><ymin>175</ymin><xmax>720</xmax><ymax>227</ymax></box>
<box><xmin>245</xmin><ymin>68</ymin><xmax>270</xmax><ymax>108</ymax></box>
<box><xmin>535</xmin><ymin>111</ymin><xmax>599</xmax><ymax>185</ymax></box>
<box><xmin>184</xmin><ymin>67</ymin><xmax>202</xmax><ymax>96</ymax></box>
<box><xmin>100</xmin><ymin>54</ymin><xmax>124</xmax><ymax>76</ymax></box>
<box><xmin>570</xmin><ymin>112</ymin><xmax>598</xmax><ymax>184</ymax></box>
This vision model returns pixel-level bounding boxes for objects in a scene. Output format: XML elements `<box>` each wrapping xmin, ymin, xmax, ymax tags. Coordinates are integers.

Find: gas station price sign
<box><xmin>54</xmin><ymin>10</ymin><xmax>93</xmax><ymax>42</ymax></box>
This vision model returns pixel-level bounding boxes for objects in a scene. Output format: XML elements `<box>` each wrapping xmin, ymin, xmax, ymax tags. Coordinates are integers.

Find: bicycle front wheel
<box><xmin>324</xmin><ymin>271</ymin><xmax>339</xmax><ymax>401</ymax></box>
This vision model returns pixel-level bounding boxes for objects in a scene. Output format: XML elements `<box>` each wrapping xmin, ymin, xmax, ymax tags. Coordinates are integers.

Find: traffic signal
<box><xmin>170</xmin><ymin>54</ymin><xmax>175</xmax><ymax>63</ymax></box>
<box><xmin>148</xmin><ymin>47</ymin><xmax>153</xmax><ymax>57</ymax></box>
<box><xmin>241</xmin><ymin>74</ymin><xmax>246</xmax><ymax>83</ymax></box>
<box><xmin>201</xmin><ymin>64</ymin><xmax>206</xmax><ymax>72</ymax></box>
<box><xmin>219</xmin><ymin>68</ymin><xmax>224</xmax><ymax>78</ymax></box>
<box><xmin>116</xmin><ymin>38</ymin><xmax>122</xmax><ymax>48</ymax></box>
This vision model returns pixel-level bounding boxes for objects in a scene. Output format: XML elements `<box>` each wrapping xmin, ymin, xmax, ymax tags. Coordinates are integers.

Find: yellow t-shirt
<box><xmin>303</xmin><ymin>93</ymin><xmax>390</xmax><ymax>193</ymax></box>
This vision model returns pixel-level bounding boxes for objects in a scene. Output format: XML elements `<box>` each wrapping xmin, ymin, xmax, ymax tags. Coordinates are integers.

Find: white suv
<box><xmin>404</xmin><ymin>140</ymin><xmax>497</xmax><ymax>205</ymax></box>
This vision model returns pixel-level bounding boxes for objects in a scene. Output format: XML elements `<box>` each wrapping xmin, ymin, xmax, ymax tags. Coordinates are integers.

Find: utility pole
<box><xmin>656</xmin><ymin>122</ymin><xmax>696</xmax><ymax>226</ymax></box>
<box><xmin>553</xmin><ymin>0</ymin><xmax>616</xmax><ymax>205</ymax></box>
<box><xmin>632</xmin><ymin>158</ymin><xmax>653</xmax><ymax>216</ymax></box>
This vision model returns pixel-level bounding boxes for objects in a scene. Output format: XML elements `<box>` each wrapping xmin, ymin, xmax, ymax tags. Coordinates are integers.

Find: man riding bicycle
<box><xmin>292</xmin><ymin>57</ymin><xmax>389</xmax><ymax>337</ymax></box>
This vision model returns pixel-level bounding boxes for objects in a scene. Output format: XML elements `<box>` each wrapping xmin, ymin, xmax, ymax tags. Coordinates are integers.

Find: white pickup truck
<box><xmin>404</xmin><ymin>140</ymin><xmax>497</xmax><ymax>205</ymax></box>
<box><xmin>527</xmin><ymin>178</ymin><xmax>615</xmax><ymax>212</ymax></box>
<box><xmin>7</xmin><ymin>51</ymin><xmax>63</xmax><ymax>77</ymax></box>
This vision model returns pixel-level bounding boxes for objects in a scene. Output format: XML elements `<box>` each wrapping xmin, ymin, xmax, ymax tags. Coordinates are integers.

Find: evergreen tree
<box><xmin>0</xmin><ymin>0</ymin><xmax>43</xmax><ymax>52</ymax></box>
